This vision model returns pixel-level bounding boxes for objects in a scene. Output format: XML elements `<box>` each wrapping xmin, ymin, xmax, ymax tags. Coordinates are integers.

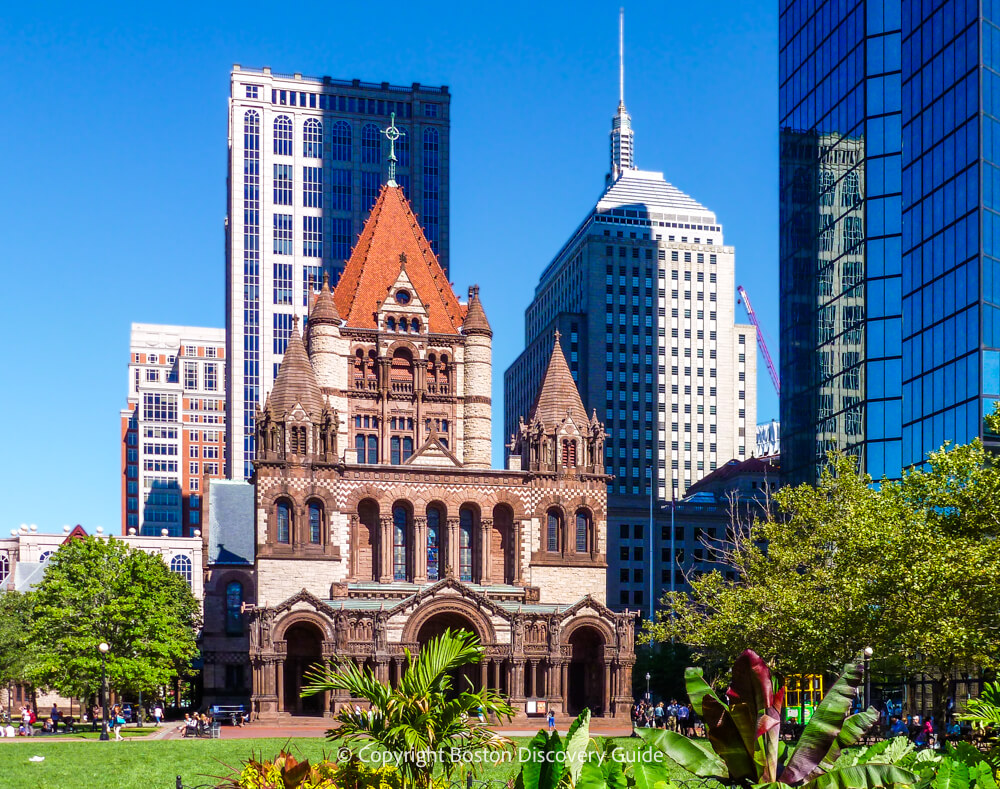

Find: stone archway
<box><xmin>566</xmin><ymin>626</ymin><xmax>605</xmax><ymax>716</ymax></box>
<box><xmin>416</xmin><ymin>610</ymin><xmax>485</xmax><ymax>694</ymax></box>
<box><xmin>283</xmin><ymin>622</ymin><xmax>324</xmax><ymax>715</ymax></box>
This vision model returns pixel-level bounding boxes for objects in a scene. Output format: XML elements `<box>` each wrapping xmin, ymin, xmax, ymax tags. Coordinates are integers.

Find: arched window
<box><xmin>303</xmin><ymin>118</ymin><xmax>323</xmax><ymax>158</ymax></box>
<box><xmin>459</xmin><ymin>508</ymin><xmax>475</xmax><ymax>582</ymax></box>
<box><xmin>308</xmin><ymin>502</ymin><xmax>323</xmax><ymax>544</ymax></box>
<box><xmin>273</xmin><ymin>115</ymin><xmax>293</xmax><ymax>156</ymax></box>
<box><xmin>426</xmin><ymin>507</ymin><xmax>442</xmax><ymax>581</ymax></box>
<box><xmin>546</xmin><ymin>509</ymin><xmax>561</xmax><ymax>553</ymax></box>
<box><xmin>362</xmin><ymin>124</ymin><xmax>381</xmax><ymax>164</ymax></box>
<box><xmin>276</xmin><ymin>501</ymin><xmax>291</xmax><ymax>544</ymax></box>
<box><xmin>390</xmin><ymin>348</ymin><xmax>414</xmax><ymax>394</ymax></box>
<box><xmin>387</xmin><ymin>316</ymin><xmax>396</xmax><ymax>332</ymax></box>
<box><xmin>170</xmin><ymin>554</ymin><xmax>193</xmax><ymax>586</ymax></box>
<box><xmin>562</xmin><ymin>439</ymin><xmax>577</xmax><ymax>467</ymax></box>
<box><xmin>290</xmin><ymin>425</ymin><xmax>307</xmax><ymax>455</ymax></box>
<box><xmin>225</xmin><ymin>581</ymin><xmax>243</xmax><ymax>635</ymax></box>
<box><xmin>392</xmin><ymin>505</ymin><xmax>409</xmax><ymax>581</ymax></box>
<box><xmin>0</xmin><ymin>555</ymin><xmax>8</xmax><ymax>583</ymax></box>
<box><xmin>410</xmin><ymin>318</ymin><xmax>420</xmax><ymax>333</ymax></box>
<box><xmin>331</xmin><ymin>120</ymin><xmax>351</xmax><ymax>161</ymax></box>
<box><xmin>38</xmin><ymin>551</ymin><xmax>53</xmax><ymax>563</ymax></box>
<box><xmin>575</xmin><ymin>510</ymin><xmax>591</xmax><ymax>554</ymax></box>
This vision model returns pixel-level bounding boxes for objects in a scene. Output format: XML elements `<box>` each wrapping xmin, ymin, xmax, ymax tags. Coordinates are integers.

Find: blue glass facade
<box><xmin>781</xmin><ymin>0</ymin><xmax>1000</xmax><ymax>483</ymax></box>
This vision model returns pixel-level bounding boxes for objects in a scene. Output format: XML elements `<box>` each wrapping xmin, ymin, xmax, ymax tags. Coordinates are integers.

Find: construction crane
<box><xmin>737</xmin><ymin>285</ymin><xmax>780</xmax><ymax>396</ymax></box>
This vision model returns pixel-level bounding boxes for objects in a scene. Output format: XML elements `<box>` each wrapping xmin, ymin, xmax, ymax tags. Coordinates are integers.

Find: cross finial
<box><xmin>399</xmin><ymin>252</ymin><xmax>407</xmax><ymax>270</ymax></box>
<box><xmin>380</xmin><ymin>112</ymin><xmax>405</xmax><ymax>187</ymax></box>
<box><xmin>554</xmin><ymin>328</ymin><xmax>561</xmax><ymax>343</ymax></box>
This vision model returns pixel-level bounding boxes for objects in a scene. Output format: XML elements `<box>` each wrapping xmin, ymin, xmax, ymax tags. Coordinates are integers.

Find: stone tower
<box><xmin>461</xmin><ymin>285</ymin><xmax>492</xmax><ymax>469</ymax></box>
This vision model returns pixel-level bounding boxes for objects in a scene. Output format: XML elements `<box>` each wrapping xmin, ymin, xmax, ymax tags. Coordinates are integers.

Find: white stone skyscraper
<box><xmin>504</xmin><ymin>34</ymin><xmax>756</xmax><ymax>612</ymax></box>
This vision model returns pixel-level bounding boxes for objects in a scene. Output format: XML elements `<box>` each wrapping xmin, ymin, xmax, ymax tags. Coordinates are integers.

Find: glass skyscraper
<box><xmin>780</xmin><ymin>0</ymin><xmax>1000</xmax><ymax>484</ymax></box>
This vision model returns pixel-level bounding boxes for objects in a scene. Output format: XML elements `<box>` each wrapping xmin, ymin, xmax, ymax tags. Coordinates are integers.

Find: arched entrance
<box><xmin>416</xmin><ymin>611</ymin><xmax>484</xmax><ymax>693</ymax></box>
<box><xmin>567</xmin><ymin>626</ymin><xmax>605</xmax><ymax>716</ymax></box>
<box><xmin>283</xmin><ymin>622</ymin><xmax>324</xmax><ymax>715</ymax></box>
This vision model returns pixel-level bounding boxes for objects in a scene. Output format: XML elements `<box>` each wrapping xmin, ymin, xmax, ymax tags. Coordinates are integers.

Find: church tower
<box><xmin>462</xmin><ymin>285</ymin><xmax>493</xmax><ymax>469</ymax></box>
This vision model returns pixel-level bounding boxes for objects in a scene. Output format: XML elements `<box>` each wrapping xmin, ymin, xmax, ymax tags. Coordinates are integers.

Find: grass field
<box><xmin>1</xmin><ymin>734</ymin><xmax>683</xmax><ymax>789</ymax></box>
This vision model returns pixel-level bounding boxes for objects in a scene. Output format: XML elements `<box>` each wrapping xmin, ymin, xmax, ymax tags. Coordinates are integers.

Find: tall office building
<box><xmin>226</xmin><ymin>66</ymin><xmax>451</xmax><ymax>478</ymax></box>
<box><xmin>505</xmin><ymin>36</ymin><xmax>756</xmax><ymax>611</ymax></box>
<box><xmin>120</xmin><ymin>324</ymin><xmax>226</xmax><ymax>536</ymax></box>
<box><xmin>780</xmin><ymin>1</ymin><xmax>998</xmax><ymax>484</ymax></box>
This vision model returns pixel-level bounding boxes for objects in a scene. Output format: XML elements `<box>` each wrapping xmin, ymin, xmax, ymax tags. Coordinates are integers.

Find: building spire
<box><xmin>610</xmin><ymin>7</ymin><xmax>634</xmax><ymax>183</ymax></box>
<box><xmin>380</xmin><ymin>112</ymin><xmax>405</xmax><ymax>187</ymax></box>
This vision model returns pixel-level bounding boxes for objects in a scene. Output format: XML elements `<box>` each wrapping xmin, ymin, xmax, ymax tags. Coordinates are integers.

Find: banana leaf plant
<box><xmin>637</xmin><ymin>650</ymin><xmax>916</xmax><ymax>789</ymax></box>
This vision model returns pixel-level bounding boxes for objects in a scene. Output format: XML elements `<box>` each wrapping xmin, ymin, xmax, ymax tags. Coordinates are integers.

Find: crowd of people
<box><xmin>632</xmin><ymin>698</ymin><xmax>703</xmax><ymax>736</ymax></box>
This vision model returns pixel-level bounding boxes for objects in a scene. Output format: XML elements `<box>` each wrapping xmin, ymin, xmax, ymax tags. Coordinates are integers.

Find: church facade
<box><xmin>202</xmin><ymin>181</ymin><xmax>635</xmax><ymax>721</ymax></box>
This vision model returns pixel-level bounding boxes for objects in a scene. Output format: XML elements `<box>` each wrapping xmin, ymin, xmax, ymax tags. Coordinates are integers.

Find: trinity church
<box><xmin>201</xmin><ymin>179</ymin><xmax>635</xmax><ymax>721</ymax></box>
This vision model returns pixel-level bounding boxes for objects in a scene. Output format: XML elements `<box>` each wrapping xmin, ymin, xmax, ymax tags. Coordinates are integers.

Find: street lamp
<box><xmin>98</xmin><ymin>642</ymin><xmax>110</xmax><ymax>741</ymax></box>
<box><xmin>863</xmin><ymin>646</ymin><xmax>874</xmax><ymax>710</ymax></box>
<box><xmin>646</xmin><ymin>672</ymin><xmax>651</xmax><ymax>702</ymax></box>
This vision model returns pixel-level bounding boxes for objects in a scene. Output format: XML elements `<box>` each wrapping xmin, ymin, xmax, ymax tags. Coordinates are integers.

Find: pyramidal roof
<box><xmin>462</xmin><ymin>285</ymin><xmax>491</xmax><ymax>336</ymax></box>
<box><xmin>334</xmin><ymin>185</ymin><xmax>465</xmax><ymax>333</ymax></box>
<box><xmin>309</xmin><ymin>271</ymin><xmax>341</xmax><ymax>325</ymax></box>
<box><xmin>265</xmin><ymin>319</ymin><xmax>324</xmax><ymax>417</ymax></box>
<box><xmin>596</xmin><ymin>168</ymin><xmax>716</xmax><ymax>222</ymax></box>
<box><xmin>528</xmin><ymin>331</ymin><xmax>589</xmax><ymax>427</ymax></box>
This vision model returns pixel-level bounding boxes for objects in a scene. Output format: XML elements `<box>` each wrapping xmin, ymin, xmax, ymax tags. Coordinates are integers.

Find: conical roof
<box><xmin>334</xmin><ymin>185</ymin><xmax>464</xmax><ymax>333</ymax></box>
<box><xmin>528</xmin><ymin>331</ymin><xmax>588</xmax><ymax>427</ymax></box>
<box><xmin>309</xmin><ymin>271</ymin><xmax>341</xmax><ymax>325</ymax></box>
<box><xmin>265</xmin><ymin>318</ymin><xmax>325</xmax><ymax>417</ymax></box>
<box><xmin>462</xmin><ymin>285</ymin><xmax>492</xmax><ymax>336</ymax></box>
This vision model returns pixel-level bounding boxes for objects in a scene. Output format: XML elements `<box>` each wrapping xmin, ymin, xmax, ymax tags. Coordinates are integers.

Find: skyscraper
<box><xmin>780</xmin><ymin>1</ymin><xmax>997</xmax><ymax>484</ymax></box>
<box><xmin>505</xmin><ymin>18</ymin><xmax>756</xmax><ymax>611</ymax></box>
<box><xmin>120</xmin><ymin>324</ymin><xmax>226</xmax><ymax>536</ymax></box>
<box><xmin>226</xmin><ymin>66</ymin><xmax>451</xmax><ymax>479</ymax></box>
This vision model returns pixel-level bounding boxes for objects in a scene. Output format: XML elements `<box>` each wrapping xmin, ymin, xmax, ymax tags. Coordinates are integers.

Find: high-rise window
<box><xmin>273</xmin><ymin>313</ymin><xmax>292</xmax><ymax>355</ymax></box>
<box><xmin>273</xmin><ymin>164</ymin><xmax>293</xmax><ymax>206</ymax></box>
<box><xmin>422</xmin><ymin>127</ymin><xmax>439</xmax><ymax>248</ymax></box>
<box><xmin>303</xmin><ymin>118</ymin><xmax>322</xmax><ymax>158</ymax></box>
<box><xmin>273</xmin><ymin>115</ymin><xmax>293</xmax><ymax>156</ymax></box>
<box><xmin>204</xmin><ymin>363</ymin><xmax>218</xmax><ymax>391</ymax></box>
<box><xmin>396</xmin><ymin>126</ymin><xmax>410</xmax><ymax>167</ymax></box>
<box><xmin>303</xmin><ymin>216</ymin><xmax>322</xmax><ymax>258</ymax></box>
<box><xmin>331</xmin><ymin>169</ymin><xmax>352</xmax><ymax>211</ymax></box>
<box><xmin>331</xmin><ymin>120</ymin><xmax>351</xmax><ymax>161</ymax></box>
<box><xmin>242</xmin><ymin>110</ymin><xmax>261</xmax><ymax>479</ymax></box>
<box><xmin>272</xmin><ymin>214</ymin><xmax>292</xmax><ymax>255</ymax></box>
<box><xmin>361</xmin><ymin>124</ymin><xmax>381</xmax><ymax>164</ymax></box>
<box><xmin>331</xmin><ymin>218</ymin><xmax>351</xmax><ymax>262</ymax></box>
<box><xmin>273</xmin><ymin>263</ymin><xmax>292</xmax><ymax>304</ymax></box>
<box><xmin>361</xmin><ymin>171</ymin><xmax>380</xmax><ymax>211</ymax></box>
<box><xmin>184</xmin><ymin>362</ymin><xmax>198</xmax><ymax>389</ymax></box>
<box><xmin>302</xmin><ymin>265</ymin><xmax>322</xmax><ymax>307</ymax></box>
<box><xmin>303</xmin><ymin>167</ymin><xmax>322</xmax><ymax>208</ymax></box>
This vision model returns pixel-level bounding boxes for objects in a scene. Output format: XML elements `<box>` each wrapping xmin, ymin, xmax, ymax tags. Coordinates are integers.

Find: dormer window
<box><xmin>387</xmin><ymin>317</ymin><xmax>397</xmax><ymax>332</ymax></box>
<box><xmin>395</xmin><ymin>289</ymin><xmax>411</xmax><ymax>305</ymax></box>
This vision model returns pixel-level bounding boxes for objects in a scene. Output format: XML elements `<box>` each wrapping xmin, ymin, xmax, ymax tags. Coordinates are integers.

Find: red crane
<box><xmin>736</xmin><ymin>285</ymin><xmax>780</xmax><ymax>397</ymax></box>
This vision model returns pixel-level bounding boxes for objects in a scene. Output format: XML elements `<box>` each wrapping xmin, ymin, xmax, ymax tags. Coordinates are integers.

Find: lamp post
<box><xmin>98</xmin><ymin>642</ymin><xmax>110</xmax><ymax>741</ymax></box>
<box><xmin>645</xmin><ymin>672</ymin><xmax>651</xmax><ymax>702</ymax></box>
<box><xmin>863</xmin><ymin>646</ymin><xmax>873</xmax><ymax>711</ymax></box>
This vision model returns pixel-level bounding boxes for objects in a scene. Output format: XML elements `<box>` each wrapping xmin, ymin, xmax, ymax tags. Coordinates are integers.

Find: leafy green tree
<box><xmin>0</xmin><ymin>591</ymin><xmax>35</xmax><ymax>710</ymax></box>
<box><xmin>29</xmin><ymin>535</ymin><xmax>200</xmax><ymax>701</ymax></box>
<box><xmin>642</xmin><ymin>445</ymin><xmax>1000</xmax><ymax>725</ymax></box>
<box><xmin>302</xmin><ymin>628</ymin><xmax>514</xmax><ymax>789</ymax></box>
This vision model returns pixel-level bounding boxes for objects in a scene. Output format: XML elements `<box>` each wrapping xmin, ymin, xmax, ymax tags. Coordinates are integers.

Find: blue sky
<box><xmin>0</xmin><ymin>0</ymin><xmax>777</xmax><ymax>533</ymax></box>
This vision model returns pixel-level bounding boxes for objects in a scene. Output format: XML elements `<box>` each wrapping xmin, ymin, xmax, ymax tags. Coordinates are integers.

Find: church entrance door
<box><xmin>567</xmin><ymin>627</ymin><xmax>604</xmax><ymax>716</ymax></box>
<box><xmin>283</xmin><ymin>622</ymin><xmax>324</xmax><ymax>715</ymax></box>
<box><xmin>416</xmin><ymin>611</ymin><xmax>483</xmax><ymax>694</ymax></box>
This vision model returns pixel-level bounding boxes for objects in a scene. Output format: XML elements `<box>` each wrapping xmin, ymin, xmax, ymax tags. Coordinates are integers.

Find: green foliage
<box><xmin>218</xmin><ymin>750</ymin><xmax>412</xmax><ymax>789</ymax></box>
<box><xmin>302</xmin><ymin>628</ymin><xmax>514</xmax><ymax>789</ymax></box>
<box><xmin>636</xmin><ymin>650</ymin><xmax>915</xmax><ymax>789</ymax></box>
<box><xmin>844</xmin><ymin>737</ymin><xmax>1000</xmax><ymax>789</ymax></box>
<box><xmin>958</xmin><ymin>681</ymin><xmax>1000</xmax><ymax>730</ymax></box>
<box><xmin>28</xmin><ymin>535</ymin><xmax>200</xmax><ymax>699</ymax></box>
<box><xmin>641</xmin><ymin>445</ymin><xmax>1000</xmax><ymax>726</ymax></box>
<box><xmin>0</xmin><ymin>591</ymin><xmax>35</xmax><ymax>688</ymax></box>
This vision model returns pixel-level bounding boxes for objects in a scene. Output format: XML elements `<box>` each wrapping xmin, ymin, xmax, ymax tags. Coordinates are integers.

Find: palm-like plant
<box><xmin>959</xmin><ymin>681</ymin><xmax>1000</xmax><ymax>730</ymax></box>
<box><xmin>301</xmin><ymin>628</ymin><xmax>514</xmax><ymax>789</ymax></box>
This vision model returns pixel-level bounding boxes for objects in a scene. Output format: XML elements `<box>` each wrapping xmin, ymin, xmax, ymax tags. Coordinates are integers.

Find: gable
<box><xmin>405</xmin><ymin>432</ymin><xmax>461</xmax><ymax>468</ymax></box>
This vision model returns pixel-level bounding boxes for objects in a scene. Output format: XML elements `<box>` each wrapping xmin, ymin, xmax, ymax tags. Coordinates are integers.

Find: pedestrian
<box><xmin>21</xmin><ymin>706</ymin><xmax>33</xmax><ymax>737</ymax></box>
<box><xmin>113</xmin><ymin>704</ymin><xmax>125</xmax><ymax>741</ymax></box>
<box><xmin>644</xmin><ymin>703</ymin><xmax>655</xmax><ymax>728</ymax></box>
<box><xmin>153</xmin><ymin>702</ymin><xmax>163</xmax><ymax>727</ymax></box>
<box><xmin>677</xmin><ymin>700</ymin><xmax>690</xmax><ymax>734</ymax></box>
<box><xmin>667</xmin><ymin>699</ymin><xmax>679</xmax><ymax>731</ymax></box>
<box><xmin>654</xmin><ymin>701</ymin><xmax>665</xmax><ymax>728</ymax></box>
<box><xmin>547</xmin><ymin>708</ymin><xmax>556</xmax><ymax>731</ymax></box>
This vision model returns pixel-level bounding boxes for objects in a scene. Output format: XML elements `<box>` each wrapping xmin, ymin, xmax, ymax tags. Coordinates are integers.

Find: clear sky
<box><xmin>0</xmin><ymin>0</ymin><xmax>778</xmax><ymax>534</ymax></box>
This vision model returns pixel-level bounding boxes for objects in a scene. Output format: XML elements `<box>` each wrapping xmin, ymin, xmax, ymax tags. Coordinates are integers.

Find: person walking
<box><xmin>153</xmin><ymin>703</ymin><xmax>163</xmax><ymax>727</ymax></box>
<box><xmin>677</xmin><ymin>700</ymin><xmax>690</xmax><ymax>734</ymax></box>
<box><xmin>547</xmin><ymin>708</ymin><xmax>556</xmax><ymax>731</ymax></box>
<box><xmin>112</xmin><ymin>705</ymin><xmax>125</xmax><ymax>741</ymax></box>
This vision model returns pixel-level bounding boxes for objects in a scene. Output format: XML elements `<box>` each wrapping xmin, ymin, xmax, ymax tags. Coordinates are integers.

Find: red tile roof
<box><xmin>334</xmin><ymin>185</ymin><xmax>464</xmax><ymax>333</ymax></box>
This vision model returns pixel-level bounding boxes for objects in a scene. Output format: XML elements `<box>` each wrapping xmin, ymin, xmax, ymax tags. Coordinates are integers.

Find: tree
<box><xmin>29</xmin><ymin>535</ymin><xmax>200</xmax><ymax>701</ymax></box>
<box><xmin>642</xmin><ymin>446</ymin><xmax>1000</xmax><ymax>725</ymax></box>
<box><xmin>302</xmin><ymin>628</ymin><xmax>514</xmax><ymax>789</ymax></box>
<box><xmin>0</xmin><ymin>591</ymin><xmax>35</xmax><ymax>711</ymax></box>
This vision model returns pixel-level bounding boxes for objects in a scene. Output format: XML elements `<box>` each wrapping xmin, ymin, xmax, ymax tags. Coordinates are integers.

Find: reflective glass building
<box><xmin>780</xmin><ymin>0</ymin><xmax>1000</xmax><ymax>484</ymax></box>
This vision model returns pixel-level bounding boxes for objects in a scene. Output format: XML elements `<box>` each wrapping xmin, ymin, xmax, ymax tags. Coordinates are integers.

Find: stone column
<box><xmin>379</xmin><ymin>516</ymin><xmax>393</xmax><ymax>583</ymax></box>
<box><xmin>480</xmin><ymin>518</ymin><xmax>493</xmax><ymax>584</ymax></box>
<box><xmin>480</xmin><ymin>660</ymin><xmax>488</xmax><ymax>690</ymax></box>
<box><xmin>446</xmin><ymin>517</ymin><xmax>460</xmax><ymax>577</ymax></box>
<box><xmin>513</xmin><ymin>520</ymin><xmax>525</xmax><ymax>585</ymax></box>
<box><xmin>276</xmin><ymin>660</ymin><xmax>285</xmax><ymax>712</ymax></box>
<box><xmin>561</xmin><ymin>662</ymin><xmax>569</xmax><ymax>710</ymax></box>
<box><xmin>413</xmin><ymin>516</ymin><xmax>428</xmax><ymax>583</ymax></box>
<box><xmin>349</xmin><ymin>515</ymin><xmax>359</xmax><ymax>579</ymax></box>
<box><xmin>603</xmin><ymin>660</ymin><xmax>612</xmax><ymax>717</ymax></box>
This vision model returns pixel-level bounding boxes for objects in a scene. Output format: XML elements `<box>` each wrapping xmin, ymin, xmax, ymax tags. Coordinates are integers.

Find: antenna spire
<box><xmin>619</xmin><ymin>7</ymin><xmax>625</xmax><ymax>106</ymax></box>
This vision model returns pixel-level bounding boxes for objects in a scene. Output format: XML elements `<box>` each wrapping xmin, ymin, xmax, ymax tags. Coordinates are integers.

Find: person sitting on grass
<box><xmin>41</xmin><ymin>718</ymin><xmax>55</xmax><ymax>735</ymax></box>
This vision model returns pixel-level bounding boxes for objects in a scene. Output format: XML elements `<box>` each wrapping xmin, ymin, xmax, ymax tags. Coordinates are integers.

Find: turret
<box><xmin>307</xmin><ymin>271</ymin><xmax>345</xmax><ymax>391</ymax></box>
<box><xmin>462</xmin><ymin>285</ymin><xmax>492</xmax><ymax>469</ymax></box>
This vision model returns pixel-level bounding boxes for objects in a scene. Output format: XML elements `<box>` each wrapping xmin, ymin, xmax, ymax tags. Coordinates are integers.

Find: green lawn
<box><xmin>0</xmin><ymin>734</ymin><xmax>689</xmax><ymax>789</ymax></box>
